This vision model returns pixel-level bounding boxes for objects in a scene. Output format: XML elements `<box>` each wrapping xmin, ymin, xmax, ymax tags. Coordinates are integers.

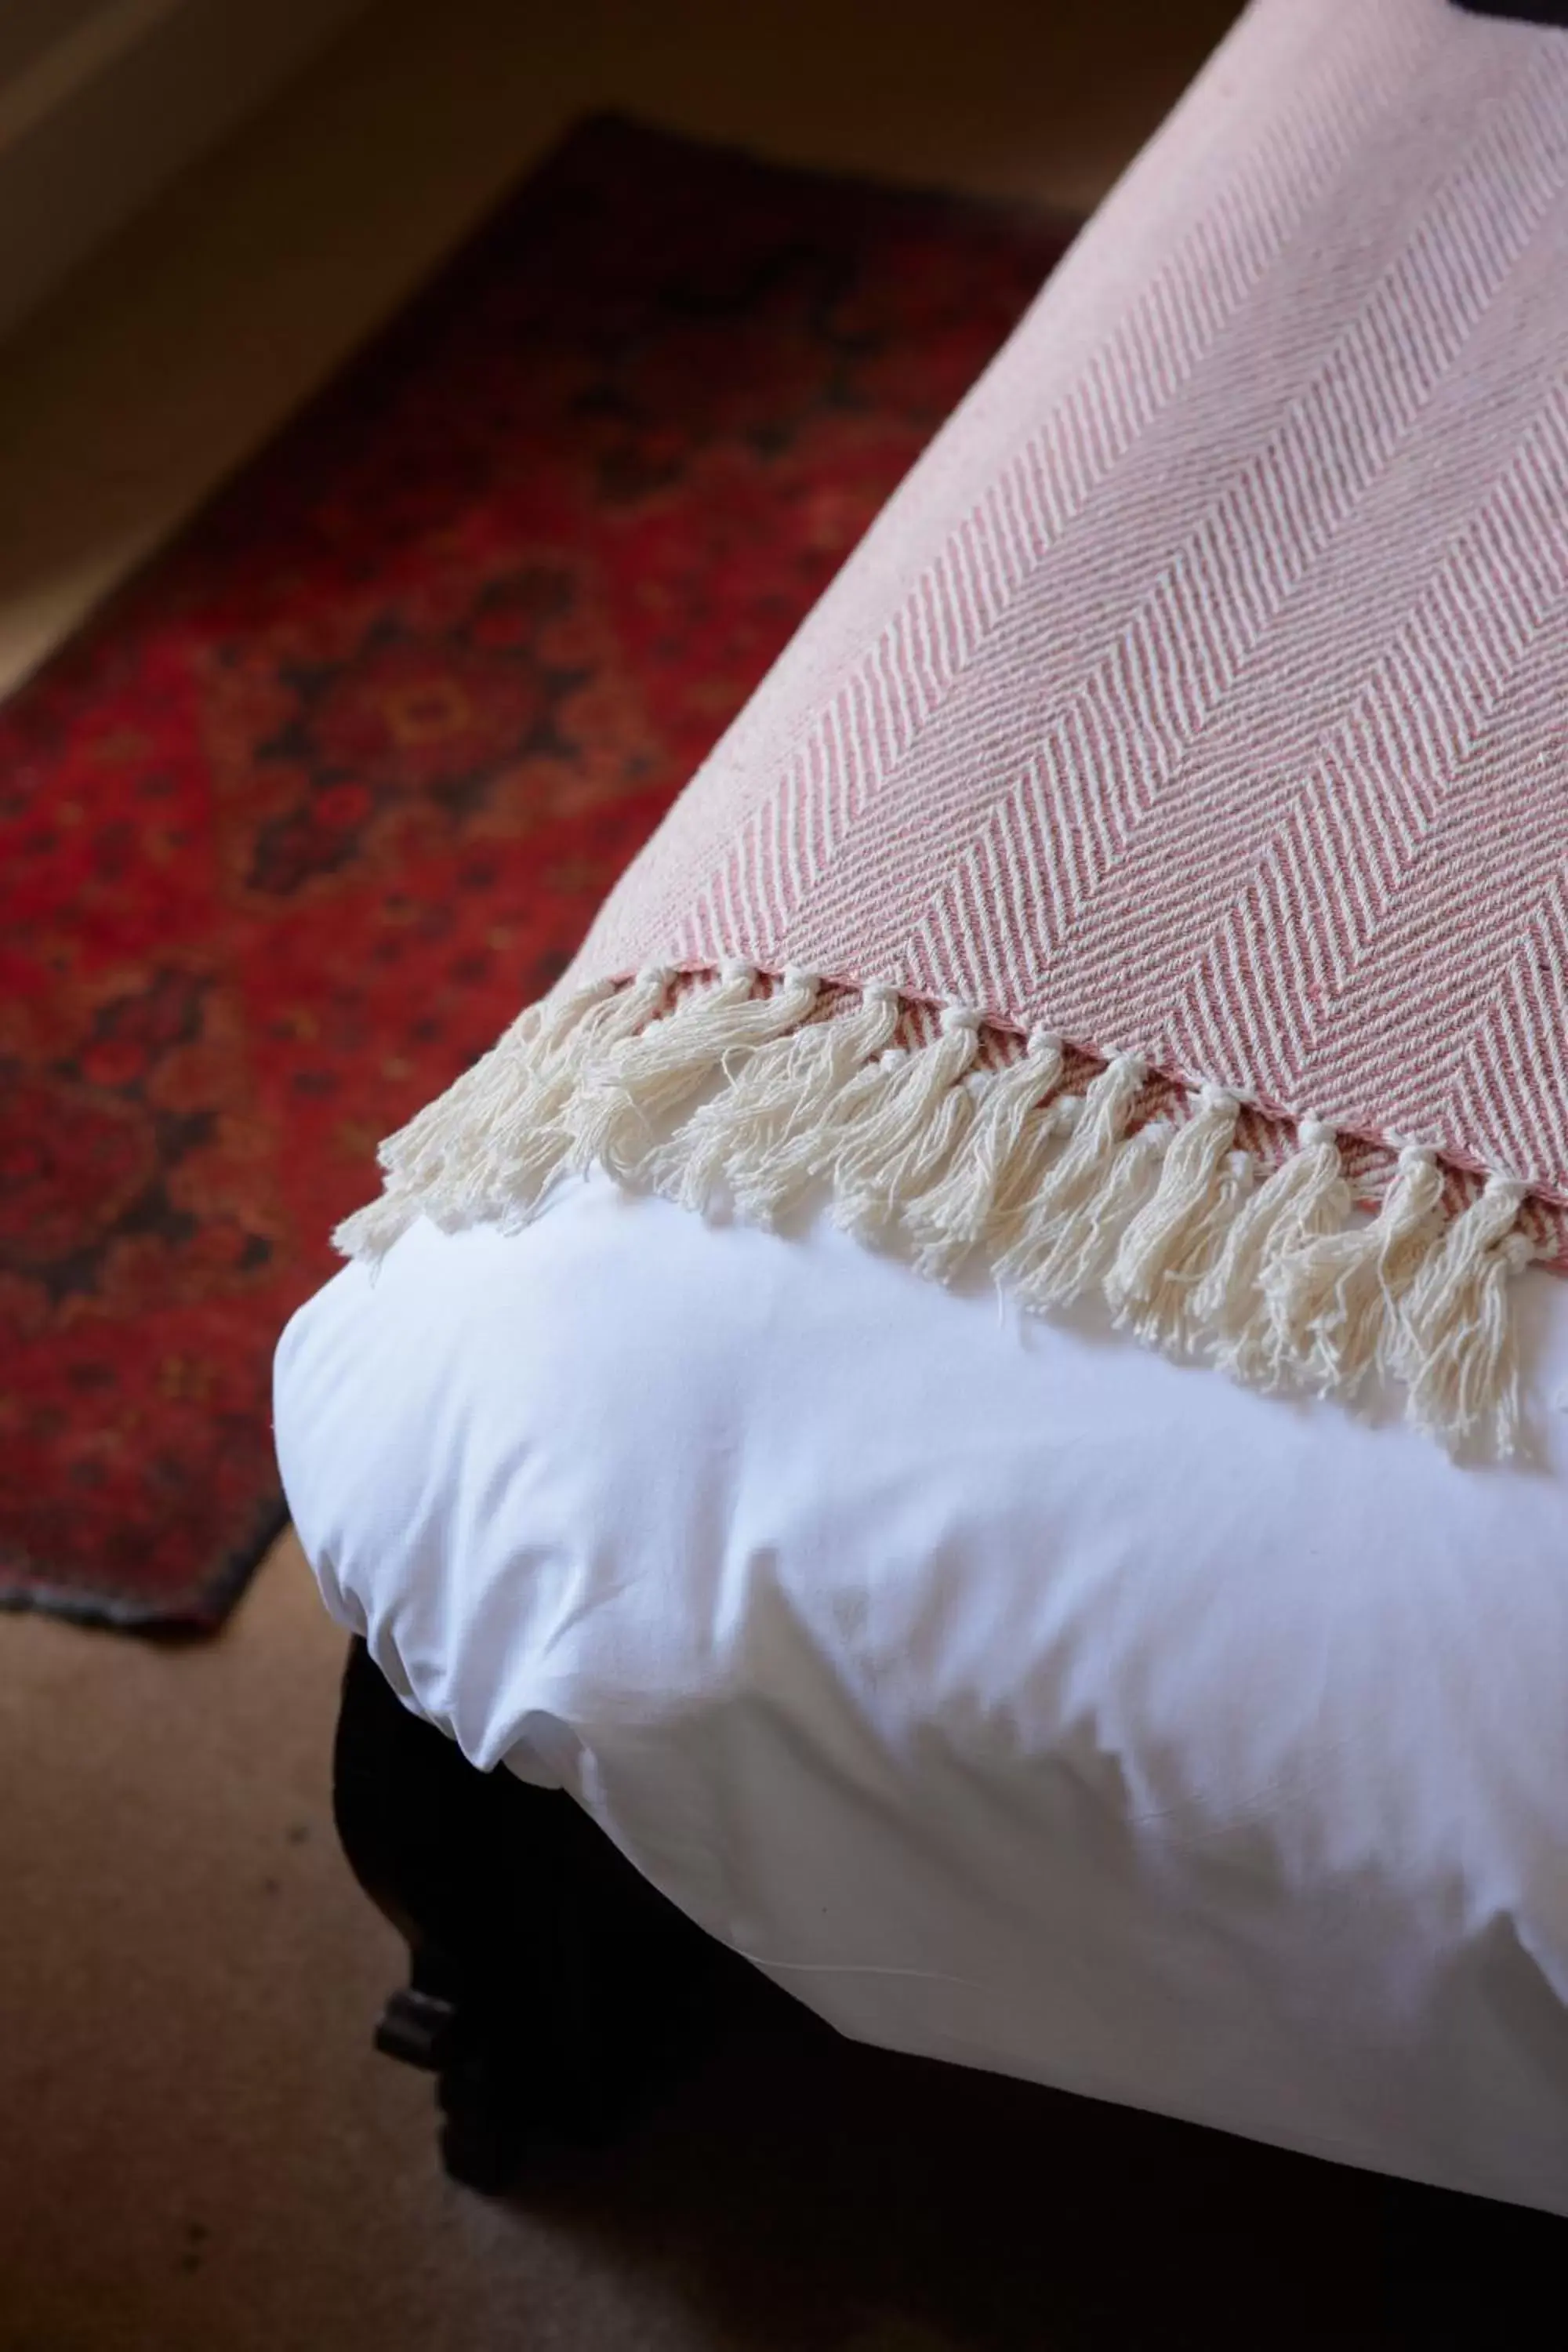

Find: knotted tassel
<box><xmin>478</xmin><ymin>964</ymin><xmax>683</xmax><ymax>1222</ymax></box>
<box><xmin>1105</xmin><ymin>1087</ymin><xmax>1246</xmax><ymax>1350</ymax></box>
<box><xmin>335</xmin><ymin>968</ymin><xmax>677</xmax><ymax>1258</ymax></box>
<box><xmin>1195</xmin><ymin>1115</ymin><xmax>1351</xmax><ymax>1388</ymax></box>
<box><xmin>718</xmin><ymin>1036</ymin><xmax>909</xmax><ymax>1227</ymax></box>
<box><xmin>828</xmin><ymin>1007</ymin><xmax>984</xmax><ymax>1240</ymax></box>
<box><xmin>648</xmin><ymin>979</ymin><xmax>901</xmax><ymax>1220</ymax></box>
<box><xmin>841</xmin><ymin>1066</ymin><xmax>982</xmax><ymax>1245</ymax></box>
<box><xmin>567</xmin><ymin>962</ymin><xmax>821</xmax><ymax>1184</ymax></box>
<box><xmin>1013</xmin><ymin>1116</ymin><xmax>1173</xmax><ymax>1312</ymax></box>
<box><xmin>367</xmin><ymin>992</ymin><xmax>563</xmax><ymax>1193</ymax></box>
<box><xmin>1272</xmin><ymin>1143</ymin><xmax>1446</xmax><ymax>1399</ymax></box>
<box><xmin>903</xmin><ymin>1028</ymin><xmax>1066</xmax><ymax>1280</ymax></box>
<box><xmin>998</xmin><ymin>1053</ymin><xmax>1149</xmax><ymax>1291</ymax></box>
<box><xmin>383</xmin><ymin>967</ymin><xmax>672</xmax><ymax>1188</ymax></box>
<box><xmin>369</xmin><ymin>998</ymin><xmax>550</xmax><ymax>1184</ymax></box>
<box><xmin>1398</xmin><ymin>1175</ymin><xmax>1534</xmax><ymax>1456</ymax></box>
<box><xmin>1127</xmin><ymin>1146</ymin><xmax>1254</xmax><ymax>1354</ymax></box>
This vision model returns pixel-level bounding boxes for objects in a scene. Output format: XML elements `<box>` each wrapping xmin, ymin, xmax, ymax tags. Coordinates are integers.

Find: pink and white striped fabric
<box><xmin>339</xmin><ymin>0</ymin><xmax>1568</xmax><ymax>1453</ymax></box>
<box><xmin>564</xmin><ymin>0</ymin><xmax>1568</xmax><ymax>1245</ymax></box>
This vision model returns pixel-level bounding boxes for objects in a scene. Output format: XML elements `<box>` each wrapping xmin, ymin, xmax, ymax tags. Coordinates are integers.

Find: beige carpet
<box><xmin>2</xmin><ymin>3</ymin><xmax>1562</xmax><ymax>2346</ymax></box>
<box><xmin>1</xmin><ymin>1541</ymin><xmax>1560</xmax><ymax>2352</ymax></box>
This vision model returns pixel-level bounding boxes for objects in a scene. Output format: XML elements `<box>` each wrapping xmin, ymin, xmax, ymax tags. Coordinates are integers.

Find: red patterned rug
<box><xmin>0</xmin><ymin>117</ymin><xmax>1073</xmax><ymax>1630</ymax></box>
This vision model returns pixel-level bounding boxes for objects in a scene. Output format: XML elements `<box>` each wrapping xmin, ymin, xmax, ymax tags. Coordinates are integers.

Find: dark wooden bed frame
<box><xmin>332</xmin><ymin>1635</ymin><xmax>750</xmax><ymax>2190</ymax></box>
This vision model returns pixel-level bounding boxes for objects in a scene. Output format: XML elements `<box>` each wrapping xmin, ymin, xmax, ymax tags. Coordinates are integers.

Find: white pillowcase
<box><xmin>276</xmin><ymin>1176</ymin><xmax>1568</xmax><ymax>2214</ymax></box>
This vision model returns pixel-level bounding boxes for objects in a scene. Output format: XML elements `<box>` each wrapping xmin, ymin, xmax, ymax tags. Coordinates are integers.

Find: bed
<box><xmin>275</xmin><ymin>0</ymin><xmax>1568</xmax><ymax>2218</ymax></box>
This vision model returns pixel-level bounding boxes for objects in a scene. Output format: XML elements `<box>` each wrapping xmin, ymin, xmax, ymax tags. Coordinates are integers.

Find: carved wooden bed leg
<box><xmin>331</xmin><ymin>1636</ymin><xmax>727</xmax><ymax>2190</ymax></box>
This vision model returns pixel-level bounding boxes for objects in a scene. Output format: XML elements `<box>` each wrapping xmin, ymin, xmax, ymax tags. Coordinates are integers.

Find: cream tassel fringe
<box><xmin>647</xmin><ymin>981</ymin><xmax>902</xmax><ymax>1221</ymax></box>
<box><xmin>735</xmin><ymin>1040</ymin><xmax>914</xmax><ymax>1227</ymax></box>
<box><xmin>1195</xmin><ymin>1114</ymin><xmax>1350</xmax><ymax>1388</ymax></box>
<box><xmin>1120</xmin><ymin>1147</ymin><xmax>1255</xmax><ymax>1355</ymax></box>
<box><xmin>998</xmin><ymin>1053</ymin><xmax>1147</xmax><ymax>1296</ymax></box>
<box><xmin>827</xmin><ymin>1006</ymin><xmax>983</xmax><ymax>1241</ymax></box>
<box><xmin>1398</xmin><ymin>1176</ymin><xmax>1535</xmax><ymax>1457</ymax></box>
<box><xmin>1105</xmin><ymin>1087</ymin><xmax>1246</xmax><ymax>1350</ymax></box>
<box><xmin>566</xmin><ymin>961</ymin><xmax>820</xmax><ymax>1185</ymax></box>
<box><xmin>332</xmin><ymin>968</ymin><xmax>675</xmax><ymax>1257</ymax></box>
<box><xmin>904</xmin><ymin>1028</ymin><xmax>1066</xmax><ymax>1280</ymax></box>
<box><xmin>477</xmin><ymin>966</ymin><xmax>680</xmax><ymax>1227</ymax></box>
<box><xmin>1272</xmin><ymin>1143</ymin><xmax>1446</xmax><ymax>1399</ymax></box>
<box><xmin>1011</xmin><ymin>1116</ymin><xmax>1173</xmax><ymax>1312</ymax></box>
<box><xmin>336</xmin><ymin>966</ymin><xmax>1543</xmax><ymax>1456</ymax></box>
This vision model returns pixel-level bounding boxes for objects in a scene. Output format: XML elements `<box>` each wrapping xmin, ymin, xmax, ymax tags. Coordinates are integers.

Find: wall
<box><xmin>0</xmin><ymin>0</ymin><xmax>372</xmax><ymax>339</ymax></box>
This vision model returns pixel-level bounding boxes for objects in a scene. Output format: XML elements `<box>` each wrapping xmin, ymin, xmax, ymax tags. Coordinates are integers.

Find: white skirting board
<box><xmin>0</xmin><ymin>0</ymin><xmax>374</xmax><ymax>341</ymax></box>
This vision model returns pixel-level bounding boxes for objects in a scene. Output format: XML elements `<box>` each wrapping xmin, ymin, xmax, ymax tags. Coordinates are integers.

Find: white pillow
<box><xmin>276</xmin><ymin>1177</ymin><xmax>1568</xmax><ymax>2215</ymax></box>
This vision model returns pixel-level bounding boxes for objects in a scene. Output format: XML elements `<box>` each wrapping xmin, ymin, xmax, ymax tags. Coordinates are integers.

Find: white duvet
<box><xmin>275</xmin><ymin>1177</ymin><xmax>1568</xmax><ymax>2215</ymax></box>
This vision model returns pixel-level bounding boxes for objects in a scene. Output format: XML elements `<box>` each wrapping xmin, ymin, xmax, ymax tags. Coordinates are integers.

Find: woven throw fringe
<box><xmin>335</xmin><ymin>968</ymin><xmax>1543</xmax><ymax>1457</ymax></box>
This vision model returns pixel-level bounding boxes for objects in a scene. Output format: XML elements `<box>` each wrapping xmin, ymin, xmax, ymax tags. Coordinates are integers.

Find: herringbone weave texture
<box><xmin>568</xmin><ymin>0</ymin><xmax>1568</xmax><ymax>1238</ymax></box>
<box><xmin>341</xmin><ymin>0</ymin><xmax>1568</xmax><ymax>1453</ymax></box>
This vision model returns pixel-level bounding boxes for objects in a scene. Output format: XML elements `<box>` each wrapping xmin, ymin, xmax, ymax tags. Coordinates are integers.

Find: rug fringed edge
<box><xmin>334</xmin><ymin>967</ymin><xmax>1543</xmax><ymax>1457</ymax></box>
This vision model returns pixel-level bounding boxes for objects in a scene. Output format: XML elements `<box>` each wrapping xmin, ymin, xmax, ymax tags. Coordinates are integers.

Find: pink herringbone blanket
<box><xmin>342</xmin><ymin>0</ymin><xmax>1568</xmax><ymax>1454</ymax></box>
